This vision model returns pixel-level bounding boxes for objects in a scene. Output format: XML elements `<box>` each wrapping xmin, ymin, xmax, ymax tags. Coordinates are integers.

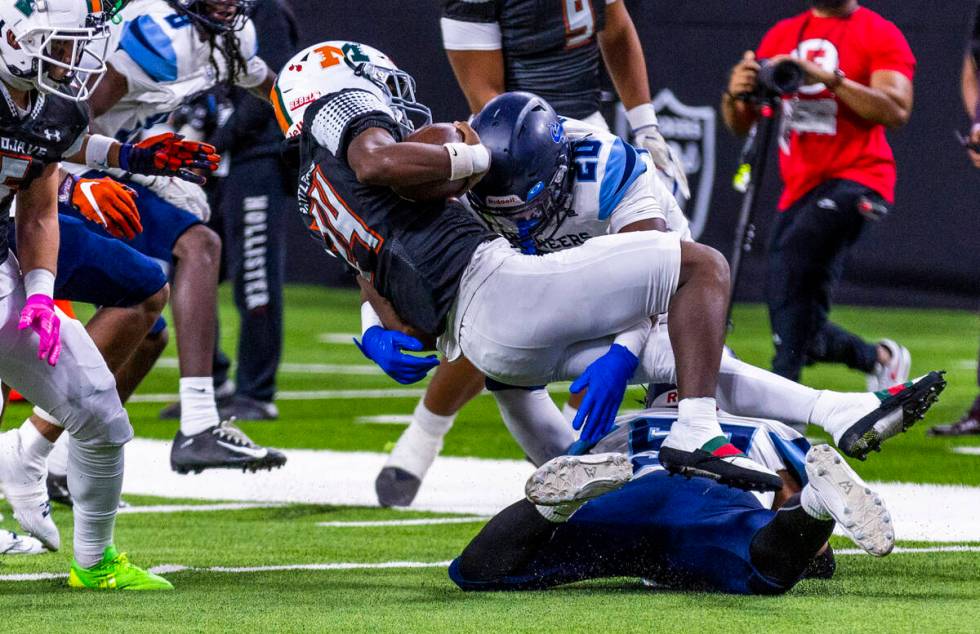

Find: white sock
<box><xmin>385</xmin><ymin>401</ymin><xmax>455</xmax><ymax>478</ymax></box>
<box><xmin>179</xmin><ymin>377</ymin><xmax>220</xmax><ymax>436</ymax></box>
<box><xmin>665</xmin><ymin>397</ymin><xmax>722</xmax><ymax>451</ymax></box>
<box><xmin>17</xmin><ymin>418</ymin><xmax>54</xmax><ymax>482</ymax></box>
<box><xmin>800</xmin><ymin>484</ymin><xmax>831</xmax><ymax>520</ymax></box>
<box><xmin>561</xmin><ymin>402</ymin><xmax>578</xmax><ymax>424</ymax></box>
<box><xmin>494</xmin><ymin>389</ymin><xmax>576</xmax><ymax>466</ymax></box>
<box><xmin>810</xmin><ymin>391</ymin><xmax>880</xmax><ymax>443</ymax></box>
<box><xmin>69</xmin><ymin>438</ymin><xmax>123</xmax><ymax>568</ymax></box>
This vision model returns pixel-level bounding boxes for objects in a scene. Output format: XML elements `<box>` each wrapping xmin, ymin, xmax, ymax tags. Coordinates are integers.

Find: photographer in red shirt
<box><xmin>722</xmin><ymin>0</ymin><xmax>915</xmax><ymax>388</ymax></box>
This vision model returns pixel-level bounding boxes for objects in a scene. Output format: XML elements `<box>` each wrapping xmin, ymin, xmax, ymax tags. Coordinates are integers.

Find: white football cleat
<box><xmin>0</xmin><ymin>528</ymin><xmax>45</xmax><ymax>555</ymax></box>
<box><xmin>0</xmin><ymin>429</ymin><xmax>60</xmax><ymax>551</ymax></box>
<box><xmin>525</xmin><ymin>452</ymin><xmax>632</xmax><ymax>506</ymax></box>
<box><xmin>804</xmin><ymin>444</ymin><xmax>894</xmax><ymax>557</ymax></box>
<box><xmin>866</xmin><ymin>339</ymin><xmax>911</xmax><ymax>392</ymax></box>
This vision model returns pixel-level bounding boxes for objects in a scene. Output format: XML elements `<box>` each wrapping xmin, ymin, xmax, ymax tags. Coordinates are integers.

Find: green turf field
<box><xmin>1</xmin><ymin>286</ymin><xmax>978</xmax><ymax>631</ymax></box>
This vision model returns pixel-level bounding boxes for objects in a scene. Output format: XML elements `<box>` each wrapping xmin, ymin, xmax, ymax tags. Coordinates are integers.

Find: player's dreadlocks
<box><xmin>206</xmin><ymin>29</ymin><xmax>248</xmax><ymax>88</ymax></box>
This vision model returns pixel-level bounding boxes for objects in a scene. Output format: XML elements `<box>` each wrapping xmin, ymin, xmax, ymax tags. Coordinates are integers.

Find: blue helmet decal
<box><xmin>527</xmin><ymin>181</ymin><xmax>545</xmax><ymax>201</ymax></box>
<box><xmin>549</xmin><ymin>120</ymin><xmax>565</xmax><ymax>143</ymax></box>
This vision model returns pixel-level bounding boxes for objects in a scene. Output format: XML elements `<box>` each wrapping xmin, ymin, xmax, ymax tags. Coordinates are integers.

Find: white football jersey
<box><xmin>592</xmin><ymin>405</ymin><xmax>810</xmax><ymax>507</ymax></box>
<box><xmin>92</xmin><ymin>0</ymin><xmax>268</xmax><ymax>141</ymax></box>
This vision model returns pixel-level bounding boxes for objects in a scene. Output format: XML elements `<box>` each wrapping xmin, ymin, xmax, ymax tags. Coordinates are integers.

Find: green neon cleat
<box><xmin>68</xmin><ymin>546</ymin><xmax>173</xmax><ymax>591</ymax></box>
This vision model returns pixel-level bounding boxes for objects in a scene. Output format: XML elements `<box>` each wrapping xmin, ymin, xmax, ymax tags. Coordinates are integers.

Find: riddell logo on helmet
<box><xmin>290</xmin><ymin>92</ymin><xmax>321</xmax><ymax>112</ymax></box>
<box><xmin>486</xmin><ymin>195</ymin><xmax>523</xmax><ymax>207</ymax></box>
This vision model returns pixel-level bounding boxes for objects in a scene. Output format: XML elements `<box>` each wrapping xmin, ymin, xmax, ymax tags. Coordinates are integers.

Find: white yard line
<box><xmin>317</xmin><ymin>517</ymin><xmax>489</xmax><ymax>528</ymax></box>
<box><xmin>952</xmin><ymin>447</ymin><xmax>980</xmax><ymax>456</ymax></box>
<box><xmin>117</xmin><ymin>438</ymin><xmax>980</xmax><ymax>542</ymax></box>
<box><xmin>355</xmin><ymin>415</ymin><xmax>414</xmax><ymax>425</ymax></box>
<box><xmin>118</xmin><ymin>503</ymin><xmax>284</xmax><ymax>515</ymax></box>
<box><xmin>317</xmin><ymin>333</ymin><xmax>359</xmax><ymax>344</ymax></box>
<box><xmin>153</xmin><ymin>358</ymin><xmax>382</xmax><ymax>375</ymax></box>
<box><xmin>835</xmin><ymin>545</ymin><xmax>980</xmax><ymax>556</ymax></box>
<box><xmin>128</xmin><ymin>384</ymin><xmax>584</xmax><ymax>403</ymax></box>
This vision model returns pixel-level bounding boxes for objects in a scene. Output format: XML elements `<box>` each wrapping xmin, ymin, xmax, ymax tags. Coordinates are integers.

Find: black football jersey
<box><xmin>443</xmin><ymin>0</ymin><xmax>608</xmax><ymax>119</ymax></box>
<box><xmin>296</xmin><ymin>90</ymin><xmax>496</xmax><ymax>336</ymax></box>
<box><xmin>0</xmin><ymin>85</ymin><xmax>88</xmax><ymax>263</ymax></box>
<box><xmin>971</xmin><ymin>2</ymin><xmax>980</xmax><ymax>67</ymax></box>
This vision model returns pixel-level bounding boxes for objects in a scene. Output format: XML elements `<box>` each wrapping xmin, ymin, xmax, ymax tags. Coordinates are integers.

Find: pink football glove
<box><xmin>18</xmin><ymin>294</ymin><xmax>61</xmax><ymax>366</ymax></box>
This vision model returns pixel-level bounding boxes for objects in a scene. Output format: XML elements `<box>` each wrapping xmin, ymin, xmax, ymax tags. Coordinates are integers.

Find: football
<box><xmin>392</xmin><ymin>123</ymin><xmax>471</xmax><ymax>202</ymax></box>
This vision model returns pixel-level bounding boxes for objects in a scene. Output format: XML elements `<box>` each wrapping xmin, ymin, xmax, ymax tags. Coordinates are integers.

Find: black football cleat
<box><xmin>927</xmin><ymin>396</ymin><xmax>980</xmax><ymax>437</ymax></box>
<box><xmin>658</xmin><ymin>437</ymin><xmax>784</xmax><ymax>492</ymax></box>
<box><xmin>170</xmin><ymin>420</ymin><xmax>287</xmax><ymax>474</ymax></box>
<box><xmin>46</xmin><ymin>473</ymin><xmax>73</xmax><ymax>507</ymax></box>
<box><xmin>218</xmin><ymin>395</ymin><xmax>279</xmax><ymax>421</ymax></box>
<box><xmin>838</xmin><ymin>371</ymin><xmax>946</xmax><ymax>460</ymax></box>
<box><xmin>375</xmin><ymin>467</ymin><xmax>422</xmax><ymax>507</ymax></box>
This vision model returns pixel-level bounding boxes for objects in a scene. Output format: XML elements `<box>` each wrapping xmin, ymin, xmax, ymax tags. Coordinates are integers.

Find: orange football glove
<box><xmin>70</xmin><ymin>177</ymin><xmax>142</xmax><ymax>240</ymax></box>
<box><xmin>119</xmin><ymin>132</ymin><xmax>220</xmax><ymax>185</ymax></box>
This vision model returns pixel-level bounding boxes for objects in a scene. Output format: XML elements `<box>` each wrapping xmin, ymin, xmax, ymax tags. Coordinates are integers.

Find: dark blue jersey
<box><xmin>442</xmin><ymin>0</ymin><xmax>608</xmax><ymax>119</ymax></box>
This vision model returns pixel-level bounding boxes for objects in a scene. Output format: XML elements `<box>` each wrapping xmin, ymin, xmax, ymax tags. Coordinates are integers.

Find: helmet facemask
<box><xmin>353</xmin><ymin>59</ymin><xmax>431</xmax><ymax>137</ymax></box>
<box><xmin>12</xmin><ymin>12</ymin><xmax>110</xmax><ymax>102</ymax></box>
<box><xmin>471</xmin><ymin>151</ymin><xmax>573</xmax><ymax>253</ymax></box>
<box><xmin>172</xmin><ymin>0</ymin><xmax>255</xmax><ymax>33</ymax></box>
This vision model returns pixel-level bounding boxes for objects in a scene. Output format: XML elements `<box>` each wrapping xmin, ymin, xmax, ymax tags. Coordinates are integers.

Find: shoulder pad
<box><xmin>238</xmin><ymin>19</ymin><xmax>260</xmax><ymax>59</ymax></box>
<box><xmin>597</xmin><ymin>137</ymin><xmax>646</xmax><ymax>220</ymax></box>
<box><xmin>118</xmin><ymin>14</ymin><xmax>180</xmax><ymax>82</ymax></box>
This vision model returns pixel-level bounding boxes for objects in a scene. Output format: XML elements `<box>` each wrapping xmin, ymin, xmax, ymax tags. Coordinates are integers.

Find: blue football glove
<box><xmin>353</xmin><ymin>326</ymin><xmax>440</xmax><ymax>384</ymax></box>
<box><xmin>569</xmin><ymin>344</ymin><xmax>639</xmax><ymax>444</ymax></box>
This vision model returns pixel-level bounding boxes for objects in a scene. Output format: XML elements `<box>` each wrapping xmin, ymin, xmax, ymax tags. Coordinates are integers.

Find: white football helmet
<box><xmin>0</xmin><ymin>0</ymin><xmax>112</xmax><ymax>102</ymax></box>
<box><xmin>272</xmin><ymin>40</ymin><xmax>431</xmax><ymax>140</ymax></box>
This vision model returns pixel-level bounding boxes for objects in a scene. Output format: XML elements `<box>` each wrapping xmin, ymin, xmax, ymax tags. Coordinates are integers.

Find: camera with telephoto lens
<box><xmin>751</xmin><ymin>58</ymin><xmax>805</xmax><ymax>101</ymax></box>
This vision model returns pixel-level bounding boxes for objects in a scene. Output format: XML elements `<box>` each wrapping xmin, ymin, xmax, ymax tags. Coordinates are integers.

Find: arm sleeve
<box><xmin>869</xmin><ymin>19</ymin><xmax>916</xmax><ymax>80</ymax></box>
<box><xmin>441</xmin><ymin>0</ymin><xmax>501</xmax><ymax>51</ymax></box>
<box><xmin>308</xmin><ymin>90</ymin><xmax>400</xmax><ymax>158</ymax></box>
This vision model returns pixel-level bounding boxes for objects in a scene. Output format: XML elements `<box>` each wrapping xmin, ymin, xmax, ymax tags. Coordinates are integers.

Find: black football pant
<box><xmin>211</xmin><ymin>155</ymin><xmax>291</xmax><ymax>402</ymax></box>
<box><xmin>766</xmin><ymin>179</ymin><xmax>884</xmax><ymax>382</ymax></box>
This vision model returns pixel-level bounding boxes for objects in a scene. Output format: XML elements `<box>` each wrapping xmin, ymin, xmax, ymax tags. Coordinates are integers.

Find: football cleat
<box><xmin>375</xmin><ymin>467</ymin><xmax>422</xmax><ymax>508</ymax></box>
<box><xmin>525</xmin><ymin>453</ymin><xmax>632</xmax><ymax>506</ymax></box>
<box><xmin>0</xmin><ymin>528</ymin><xmax>45</xmax><ymax>555</ymax></box>
<box><xmin>69</xmin><ymin>546</ymin><xmax>173</xmax><ymax>590</ymax></box>
<box><xmin>218</xmin><ymin>395</ymin><xmax>279</xmax><ymax>421</ymax></box>
<box><xmin>658</xmin><ymin>436</ymin><xmax>783</xmax><ymax>492</ymax></box>
<box><xmin>169</xmin><ymin>419</ymin><xmax>287</xmax><ymax>474</ymax></box>
<box><xmin>866</xmin><ymin>339</ymin><xmax>911</xmax><ymax>392</ymax></box>
<box><xmin>46</xmin><ymin>473</ymin><xmax>73</xmax><ymax>507</ymax></box>
<box><xmin>927</xmin><ymin>396</ymin><xmax>980</xmax><ymax>436</ymax></box>
<box><xmin>0</xmin><ymin>428</ymin><xmax>60</xmax><ymax>551</ymax></box>
<box><xmin>838</xmin><ymin>371</ymin><xmax>946</xmax><ymax>459</ymax></box>
<box><xmin>804</xmin><ymin>444</ymin><xmax>894</xmax><ymax>556</ymax></box>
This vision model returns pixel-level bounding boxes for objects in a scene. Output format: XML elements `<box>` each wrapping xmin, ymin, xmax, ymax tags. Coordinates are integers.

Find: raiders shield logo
<box><xmin>651</xmin><ymin>89</ymin><xmax>716</xmax><ymax>240</ymax></box>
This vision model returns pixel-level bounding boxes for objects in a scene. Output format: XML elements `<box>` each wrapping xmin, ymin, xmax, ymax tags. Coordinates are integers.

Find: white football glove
<box><xmin>627</xmin><ymin>103</ymin><xmax>690</xmax><ymax>201</ymax></box>
<box><xmin>126</xmin><ymin>173</ymin><xmax>212</xmax><ymax>222</ymax></box>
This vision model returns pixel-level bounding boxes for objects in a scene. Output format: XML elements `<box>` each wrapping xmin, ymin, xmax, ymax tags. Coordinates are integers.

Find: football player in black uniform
<box><xmin>0</xmin><ymin>0</ymin><xmax>171</xmax><ymax>588</ymax></box>
<box><xmin>377</xmin><ymin>0</ymin><xmax>688</xmax><ymax>505</ymax></box>
<box><xmin>273</xmin><ymin>41</ymin><xmax>782</xmax><ymax>494</ymax></box>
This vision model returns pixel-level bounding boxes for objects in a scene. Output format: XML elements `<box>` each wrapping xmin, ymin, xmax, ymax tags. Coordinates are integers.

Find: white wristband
<box><xmin>84</xmin><ymin>134</ymin><xmax>117</xmax><ymax>170</ymax></box>
<box><xmin>626</xmin><ymin>103</ymin><xmax>659</xmax><ymax>133</ymax></box>
<box><xmin>444</xmin><ymin>142</ymin><xmax>490</xmax><ymax>180</ymax></box>
<box><xmin>24</xmin><ymin>268</ymin><xmax>55</xmax><ymax>298</ymax></box>
<box><xmin>361</xmin><ymin>301</ymin><xmax>383</xmax><ymax>336</ymax></box>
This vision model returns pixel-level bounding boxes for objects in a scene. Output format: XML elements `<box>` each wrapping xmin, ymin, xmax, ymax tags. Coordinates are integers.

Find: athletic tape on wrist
<box><xmin>626</xmin><ymin>103</ymin><xmax>659</xmax><ymax>132</ymax></box>
<box><xmin>361</xmin><ymin>301</ymin><xmax>383</xmax><ymax>336</ymax></box>
<box><xmin>24</xmin><ymin>268</ymin><xmax>55</xmax><ymax>299</ymax></box>
<box><xmin>84</xmin><ymin>134</ymin><xmax>116</xmax><ymax>170</ymax></box>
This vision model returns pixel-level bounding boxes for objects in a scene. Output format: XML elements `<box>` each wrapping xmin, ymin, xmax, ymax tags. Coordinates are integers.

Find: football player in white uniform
<box><xmin>0</xmin><ymin>0</ymin><xmax>169</xmax><ymax>589</ymax></box>
<box><xmin>59</xmin><ymin>0</ymin><xmax>286</xmax><ymax>473</ymax></box>
<box><xmin>376</xmin><ymin>92</ymin><xmax>945</xmax><ymax>506</ymax></box>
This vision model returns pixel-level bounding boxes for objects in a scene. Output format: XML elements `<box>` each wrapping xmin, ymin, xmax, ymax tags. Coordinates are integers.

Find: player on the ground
<box><xmin>384</xmin><ymin>0</ymin><xmax>688</xmax><ymax>503</ymax></box>
<box><xmin>450</xmin><ymin>406</ymin><xmax>893</xmax><ymax>595</ymax></box>
<box><xmin>276</xmin><ymin>40</ymin><xmax>787</xmax><ymax>494</ymax></box>
<box><xmin>58</xmin><ymin>0</ymin><xmax>286</xmax><ymax>473</ymax></box>
<box><xmin>0</xmin><ymin>0</ymin><xmax>169</xmax><ymax>589</ymax></box>
<box><xmin>373</xmin><ymin>92</ymin><xmax>946</xmax><ymax>505</ymax></box>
